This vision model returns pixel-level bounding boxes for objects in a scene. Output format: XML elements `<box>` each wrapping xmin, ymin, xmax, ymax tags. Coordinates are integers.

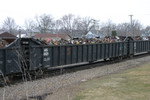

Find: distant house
<box><xmin>86</xmin><ymin>30</ymin><xmax>105</xmax><ymax>38</ymax></box>
<box><xmin>0</xmin><ymin>32</ymin><xmax>17</xmax><ymax>43</ymax></box>
<box><xmin>33</xmin><ymin>33</ymin><xmax>71</xmax><ymax>40</ymax></box>
<box><xmin>141</xmin><ymin>33</ymin><xmax>150</xmax><ymax>40</ymax></box>
<box><xmin>141</xmin><ymin>33</ymin><xmax>150</xmax><ymax>37</ymax></box>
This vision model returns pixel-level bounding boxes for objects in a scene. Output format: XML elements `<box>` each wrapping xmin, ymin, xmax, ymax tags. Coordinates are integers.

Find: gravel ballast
<box><xmin>0</xmin><ymin>54</ymin><xmax>150</xmax><ymax>100</ymax></box>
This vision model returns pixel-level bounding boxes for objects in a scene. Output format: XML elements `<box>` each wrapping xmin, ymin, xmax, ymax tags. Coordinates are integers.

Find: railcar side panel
<box><xmin>0</xmin><ymin>39</ymin><xmax>22</xmax><ymax>75</ymax></box>
<box><xmin>112</xmin><ymin>43</ymin><xmax>115</xmax><ymax>57</ymax></box>
<box><xmin>87</xmin><ymin>45</ymin><xmax>92</xmax><ymax>61</ymax></box>
<box><xmin>138</xmin><ymin>41</ymin><xmax>140</xmax><ymax>53</ymax></box>
<box><xmin>134</xmin><ymin>40</ymin><xmax>150</xmax><ymax>54</ymax></box>
<box><xmin>43</xmin><ymin>47</ymin><xmax>51</xmax><ymax>68</ymax></box>
<box><xmin>83</xmin><ymin>45</ymin><xmax>88</xmax><ymax>62</ymax></box>
<box><xmin>116</xmin><ymin>43</ymin><xmax>119</xmax><ymax>56</ymax></box>
<box><xmin>148</xmin><ymin>41</ymin><xmax>150</xmax><ymax>51</ymax></box>
<box><xmin>123</xmin><ymin>42</ymin><xmax>127</xmax><ymax>55</ymax></box>
<box><xmin>60</xmin><ymin>46</ymin><xmax>66</xmax><ymax>65</ymax></box>
<box><xmin>105</xmin><ymin>44</ymin><xmax>109</xmax><ymax>59</ymax></box>
<box><xmin>146</xmin><ymin>41</ymin><xmax>148</xmax><ymax>51</ymax></box>
<box><xmin>92</xmin><ymin>44</ymin><xmax>97</xmax><ymax>61</ymax></box>
<box><xmin>119</xmin><ymin>43</ymin><xmax>122</xmax><ymax>56</ymax></box>
<box><xmin>78</xmin><ymin>45</ymin><xmax>82</xmax><ymax>63</ymax></box>
<box><xmin>139</xmin><ymin>41</ymin><xmax>141</xmax><ymax>52</ymax></box>
<box><xmin>135</xmin><ymin>41</ymin><xmax>138</xmax><ymax>53</ymax></box>
<box><xmin>101</xmin><ymin>44</ymin><xmax>105</xmax><ymax>59</ymax></box>
<box><xmin>129</xmin><ymin>41</ymin><xmax>134</xmax><ymax>55</ymax></box>
<box><xmin>0</xmin><ymin>50</ymin><xmax>4</xmax><ymax>75</ymax></box>
<box><xmin>30</xmin><ymin>47</ymin><xmax>42</xmax><ymax>70</ymax></box>
<box><xmin>5</xmin><ymin>48</ymin><xmax>21</xmax><ymax>74</ymax></box>
<box><xmin>142</xmin><ymin>41</ymin><xmax>144</xmax><ymax>52</ymax></box>
<box><xmin>53</xmin><ymin>47</ymin><xmax>60</xmax><ymax>66</ymax></box>
<box><xmin>109</xmin><ymin>43</ymin><xmax>113</xmax><ymax>58</ymax></box>
<box><xmin>96</xmin><ymin>44</ymin><xmax>100</xmax><ymax>59</ymax></box>
<box><xmin>99</xmin><ymin>44</ymin><xmax>103</xmax><ymax>59</ymax></box>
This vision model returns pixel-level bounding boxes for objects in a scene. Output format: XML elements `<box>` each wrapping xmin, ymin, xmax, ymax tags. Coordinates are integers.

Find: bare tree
<box><xmin>60</xmin><ymin>14</ymin><xmax>76</xmax><ymax>36</ymax></box>
<box><xmin>24</xmin><ymin>19</ymin><xmax>36</xmax><ymax>37</ymax></box>
<box><xmin>2</xmin><ymin>17</ymin><xmax>18</xmax><ymax>34</ymax></box>
<box><xmin>35</xmin><ymin>14</ymin><xmax>54</xmax><ymax>33</ymax></box>
<box><xmin>116</xmin><ymin>23</ymin><xmax>130</xmax><ymax>36</ymax></box>
<box><xmin>100</xmin><ymin>20</ymin><xmax>116</xmax><ymax>36</ymax></box>
<box><xmin>59</xmin><ymin>14</ymin><xmax>81</xmax><ymax>37</ymax></box>
<box><xmin>79</xmin><ymin>17</ymin><xmax>99</xmax><ymax>35</ymax></box>
<box><xmin>53</xmin><ymin>19</ymin><xmax>63</xmax><ymax>34</ymax></box>
<box><xmin>131</xmin><ymin>20</ymin><xmax>143</xmax><ymax>36</ymax></box>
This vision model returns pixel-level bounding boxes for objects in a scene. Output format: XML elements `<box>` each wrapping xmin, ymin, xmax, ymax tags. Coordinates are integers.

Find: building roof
<box><xmin>34</xmin><ymin>33</ymin><xmax>70</xmax><ymax>39</ymax></box>
<box><xmin>0</xmin><ymin>31</ymin><xmax>5</xmax><ymax>34</ymax></box>
<box><xmin>0</xmin><ymin>32</ymin><xmax>17</xmax><ymax>39</ymax></box>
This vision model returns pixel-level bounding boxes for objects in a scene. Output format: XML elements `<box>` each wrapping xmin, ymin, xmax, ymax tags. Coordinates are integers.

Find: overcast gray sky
<box><xmin>0</xmin><ymin>0</ymin><xmax>150</xmax><ymax>27</ymax></box>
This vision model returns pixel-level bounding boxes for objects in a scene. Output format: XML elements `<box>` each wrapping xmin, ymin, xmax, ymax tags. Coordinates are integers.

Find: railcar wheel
<box><xmin>109</xmin><ymin>57</ymin><xmax>115</xmax><ymax>63</ymax></box>
<box><xmin>110</xmin><ymin>57</ymin><xmax>114</xmax><ymax>61</ymax></box>
<box><xmin>37</xmin><ymin>69</ymin><xmax>44</xmax><ymax>76</ymax></box>
<box><xmin>119</xmin><ymin>56</ymin><xmax>123</xmax><ymax>61</ymax></box>
<box><xmin>128</xmin><ymin>54</ymin><xmax>133</xmax><ymax>58</ymax></box>
<box><xmin>34</xmin><ymin>69</ymin><xmax>44</xmax><ymax>78</ymax></box>
<box><xmin>5</xmin><ymin>75</ymin><xmax>14</xmax><ymax>84</ymax></box>
<box><xmin>104</xmin><ymin>59</ymin><xmax>107</xmax><ymax>61</ymax></box>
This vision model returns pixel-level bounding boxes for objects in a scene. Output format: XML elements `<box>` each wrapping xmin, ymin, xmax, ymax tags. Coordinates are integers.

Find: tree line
<box><xmin>0</xmin><ymin>14</ymin><xmax>150</xmax><ymax>37</ymax></box>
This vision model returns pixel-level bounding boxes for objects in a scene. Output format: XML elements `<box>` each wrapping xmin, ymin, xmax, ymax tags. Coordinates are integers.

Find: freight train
<box><xmin>0</xmin><ymin>37</ymin><xmax>150</xmax><ymax>76</ymax></box>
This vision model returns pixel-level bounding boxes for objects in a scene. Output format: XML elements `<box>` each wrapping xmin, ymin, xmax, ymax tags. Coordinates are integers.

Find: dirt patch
<box><xmin>45</xmin><ymin>83</ymin><xmax>83</xmax><ymax>100</ymax></box>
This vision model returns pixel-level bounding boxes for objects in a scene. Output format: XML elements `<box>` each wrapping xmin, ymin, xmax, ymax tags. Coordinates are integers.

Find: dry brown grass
<box><xmin>73</xmin><ymin>63</ymin><xmax>150</xmax><ymax>100</ymax></box>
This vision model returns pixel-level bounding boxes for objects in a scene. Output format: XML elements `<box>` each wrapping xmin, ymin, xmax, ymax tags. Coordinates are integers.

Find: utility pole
<box><xmin>19</xmin><ymin>27</ymin><xmax>21</xmax><ymax>38</ymax></box>
<box><xmin>129</xmin><ymin>15</ymin><xmax>133</xmax><ymax>37</ymax></box>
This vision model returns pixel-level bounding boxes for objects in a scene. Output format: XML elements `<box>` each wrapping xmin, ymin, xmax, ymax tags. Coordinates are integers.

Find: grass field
<box><xmin>73</xmin><ymin>63</ymin><xmax>150</xmax><ymax>100</ymax></box>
